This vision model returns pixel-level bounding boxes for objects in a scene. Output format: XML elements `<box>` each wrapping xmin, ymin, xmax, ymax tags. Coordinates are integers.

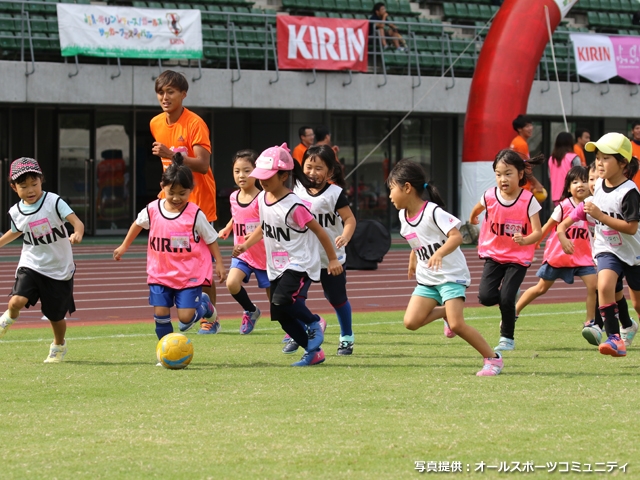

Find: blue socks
<box><xmin>154</xmin><ymin>314</ymin><xmax>173</xmax><ymax>340</ymax></box>
<box><xmin>333</xmin><ymin>301</ymin><xmax>353</xmax><ymax>337</ymax></box>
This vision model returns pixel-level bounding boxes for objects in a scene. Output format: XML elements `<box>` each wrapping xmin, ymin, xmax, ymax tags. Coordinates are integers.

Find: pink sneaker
<box><xmin>476</xmin><ymin>353</ymin><xmax>503</xmax><ymax>376</ymax></box>
<box><xmin>318</xmin><ymin>316</ymin><xmax>327</xmax><ymax>333</ymax></box>
<box><xmin>443</xmin><ymin>319</ymin><xmax>456</xmax><ymax>338</ymax></box>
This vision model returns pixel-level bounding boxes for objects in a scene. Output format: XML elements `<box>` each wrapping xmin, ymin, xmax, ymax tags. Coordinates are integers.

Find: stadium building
<box><xmin>0</xmin><ymin>0</ymin><xmax>638</xmax><ymax>235</ymax></box>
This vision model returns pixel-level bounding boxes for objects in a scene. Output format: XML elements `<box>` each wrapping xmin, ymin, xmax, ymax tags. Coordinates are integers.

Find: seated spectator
<box><xmin>370</xmin><ymin>2</ymin><xmax>406</xmax><ymax>51</ymax></box>
<box><xmin>292</xmin><ymin>125</ymin><xmax>314</xmax><ymax>164</ymax></box>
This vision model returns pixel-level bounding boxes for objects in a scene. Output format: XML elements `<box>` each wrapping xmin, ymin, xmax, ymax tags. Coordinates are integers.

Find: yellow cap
<box><xmin>585</xmin><ymin>132</ymin><xmax>632</xmax><ymax>161</ymax></box>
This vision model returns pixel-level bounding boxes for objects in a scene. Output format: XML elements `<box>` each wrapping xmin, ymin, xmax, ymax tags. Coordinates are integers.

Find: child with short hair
<box><xmin>557</xmin><ymin>133</ymin><xmax>640</xmax><ymax>356</ymax></box>
<box><xmin>114</xmin><ymin>154</ymin><xmax>226</xmax><ymax>358</ymax></box>
<box><xmin>389</xmin><ymin>159</ymin><xmax>503</xmax><ymax>376</ymax></box>
<box><xmin>291</xmin><ymin>144</ymin><xmax>357</xmax><ymax>355</ymax></box>
<box><xmin>0</xmin><ymin>157</ymin><xmax>84</xmax><ymax>363</ymax></box>
<box><xmin>233</xmin><ymin>144</ymin><xmax>343</xmax><ymax>367</ymax></box>
<box><xmin>516</xmin><ymin>166</ymin><xmax>597</xmax><ymax>323</ymax></box>
<box><xmin>218</xmin><ymin>150</ymin><xmax>270</xmax><ymax>334</ymax></box>
<box><xmin>470</xmin><ymin>149</ymin><xmax>543</xmax><ymax>351</ymax></box>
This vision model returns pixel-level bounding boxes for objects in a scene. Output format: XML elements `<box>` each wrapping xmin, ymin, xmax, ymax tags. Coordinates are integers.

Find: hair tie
<box><xmin>424</xmin><ymin>182</ymin><xmax>428</xmax><ymax>188</ymax></box>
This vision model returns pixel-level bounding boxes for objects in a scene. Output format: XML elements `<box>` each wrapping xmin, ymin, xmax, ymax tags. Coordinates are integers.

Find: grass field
<box><xmin>1</xmin><ymin>302</ymin><xmax>638</xmax><ymax>479</ymax></box>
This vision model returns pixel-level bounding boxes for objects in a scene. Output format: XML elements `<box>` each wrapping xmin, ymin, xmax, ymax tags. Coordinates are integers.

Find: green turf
<box><xmin>1</xmin><ymin>303</ymin><xmax>637</xmax><ymax>479</ymax></box>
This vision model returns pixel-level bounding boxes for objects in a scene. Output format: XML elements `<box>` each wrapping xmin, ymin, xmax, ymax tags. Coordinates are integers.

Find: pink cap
<box><xmin>250</xmin><ymin>143</ymin><xmax>294</xmax><ymax>180</ymax></box>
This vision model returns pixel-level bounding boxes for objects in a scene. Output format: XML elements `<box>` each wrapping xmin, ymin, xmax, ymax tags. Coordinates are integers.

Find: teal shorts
<box><xmin>412</xmin><ymin>282</ymin><xmax>467</xmax><ymax>305</ymax></box>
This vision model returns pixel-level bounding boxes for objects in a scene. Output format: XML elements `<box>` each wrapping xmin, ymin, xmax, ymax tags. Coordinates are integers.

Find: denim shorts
<box><xmin>536</xmin><ymin>263</ymin><xmax>596</xmax><ymax>284</ymax></box>
<box><xmin>412</xmin><ymin>282</ymin><xmax>467</xmax><ymax>305</ymax></box>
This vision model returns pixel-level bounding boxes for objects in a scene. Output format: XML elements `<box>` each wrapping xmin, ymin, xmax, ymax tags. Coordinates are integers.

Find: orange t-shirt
<box><xmin>292</xmin><ymin>143</ymin><xmax>307</xmax><ymax>165</ymax></box>
<box><xmin>510</xmin><ymin>135</ymin><xmax>530</xmax><ymax>160</ymax></box>
<box><xmin>150</xmin><ymin>108</ymin><xmax>217</xmax><ymax>221</ymax></box>
<box><xmin>631</xmin><ymin>141</ymin><xmax>640</xmax><ymax>191</ymax></box>
<box><xmin>573</xmin><ymin>144</ymin><xmax>586</xmax><ymax>166</ymax></box>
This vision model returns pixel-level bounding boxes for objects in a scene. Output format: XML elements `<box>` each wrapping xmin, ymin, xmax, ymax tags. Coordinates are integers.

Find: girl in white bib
<box><xmin>233</xmin><ymin>144</ymin><xmax>343</xmax><ymax>367</ymax></box>
<box><xmin>389</xmin><ymin>159</ymin><xmax>503</xmax><ymax>376</ymax></box>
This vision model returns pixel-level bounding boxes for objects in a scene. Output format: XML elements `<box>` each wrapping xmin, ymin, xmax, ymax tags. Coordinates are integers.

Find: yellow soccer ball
<box><xmin>156</xmin><ymin>333</ymin><xmax>194</xmax><ymax>370</ymax></box>
<box><xmin>533</xmin><ymin>187</ymin><xmax>548</xmax><ymax>203</ymax></box>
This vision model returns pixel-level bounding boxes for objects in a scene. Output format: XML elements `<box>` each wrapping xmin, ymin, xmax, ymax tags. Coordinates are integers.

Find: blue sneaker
<box><xmin>240</xmin><ymin>306</ymin><xmax>261</xmax><ymax>335</ymax></box>
<box><xmin>201</xmin><ymin>293</ymin><xmax>215</xmax><ymax>319</ymax></box>
<box><xmin>494</xmin><ymin>337</ymin><xmax>515</xmax><ymax>351</ymax></box>
<box><xmin>197</xmin><ymin>294</ymin><xmax>220</xmax><ymax>334</ymax></box>
<box><xmin>291</xmin><ymin>348</ymin><xmax>325</xmax><ymax>366</ymax></box>
<box><xmin>179</xmin><ymin>294</ymin><xmax>212</xmax><ymax>332</ymax></box>
<box><xmin>306</xmin><ymin>320</ymin><xmax>325</xmax><ymax>352</ymax></box>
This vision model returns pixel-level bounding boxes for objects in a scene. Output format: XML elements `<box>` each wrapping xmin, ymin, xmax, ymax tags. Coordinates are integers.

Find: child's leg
<box><xmin>321</xmin><ymin>269</ymin><xmax>353</xmax><ymax>337</ymax></box>
<box><xmin>498</xmin><ymin>264</ymin><xmax>528</xmax><ymax>340</ymax></box>
<box><xmin>444</xmin><ymin>298</ymin><xmax>495</xmax><ymax>359</ymax></box>
<box><xmin>50</xmin><ymin>319</ymin><xmax>66</xmax><ymax>346</ymax></box>
<box><xmin>154</xmin><ymin>306</ymin><xmax>173</xmax><ymax>339</ymax></box>
<box><xmin>579</xmin><ymin>274</ymin><xmax>597</xmax><ymax>322</ymax></box>
<box><xmin>7</xmin><ymin>294</ymin><xmax>28</xmax><ymax>319</ymax></box>
<box><xmin>597</xmin><ymin>268</ymin><xmax>620</xmax><ymax>336</ymax></box>
<box><xmin>227</xmin><ymin>268</ymin><xmax>257</xmax><ymax>312</ymax></box>
<box><xmin>478</xmin><ymin>259</ymin><xmax>506</xmax><ymax>307</ymax></box>
<box><xmin>403</xmin><ymin>295</ymin><xmax>439</xmax><ymax>331</ymax></box>
<box><xmin>270</xmin><ymin>278</ymin><xmax>309</xmax><ymax>350</ymax></box>
<box><xmin>516</xmin><ymin>279</ymin><xmax>555</xmax><ymax>316</ymax></box>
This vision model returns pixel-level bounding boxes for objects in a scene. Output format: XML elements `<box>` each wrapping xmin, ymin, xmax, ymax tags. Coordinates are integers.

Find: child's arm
<box><xmin>207</xmin><ymin>240</ymin><xmax>228</xmax><ymax>283</ymax></box>
<box><xmin>65</xmin><ymin>213</ymin><xmax>84</xmax><ymax>244</ymax></box>
<box><xmin>307</xmin><ymin>219</ymin><xmax>343</xmax><ymax>276</ymax></box>
<box><xmin>0</xmin><ymin>230</ymin><xmax>22</xmax><ymax>248</ymax></box>
<box><xmin>408</xmin><ymin>250</ymin><xmax>417</xmax><ymax>279</ymax></box>
<box><xmin>514</xmin><ymin>212</ymin><xmax>542</xmax><ymax>246</ymax></box>
<box><xmin>218</xmin><ymin>218</ymin><xmax>234</xmax><ymax>240</ymax></box>
<box><xmin>335</xmin><ymin>205</ymin><xmax>356</xmax><ymax>249</ymax></box>
<box><xmin>113</xmin><ymin>222</ymin><xmax>143</xmax><ymax>260</ymax></box>
<box><xmin>469</xmin><ymin>202</ymin><xmax>485</xmax><ymax>225</ymax></box>
<box><xmin>537</xmin><ymin>217</ymin><xmax>558</xmax><ymax>247</ymax></box>
<box><xmin>584</xmin><ymin>201</ymin><xmax>638</xmax><ymax>235</ymax></box>
<box><xmin>232</xmin><ymin>226</ymin><xmax>263</xmax><ymax>257</ymax></box>
<box><xmin>556</xmin><ymin>215</ymin><xmax>577</xmax><ymax>254</ymax></box>
<box><xmin>427</xmin><ymin>227</ymin><xmax>463</xmax><ymax>271</ymax></box>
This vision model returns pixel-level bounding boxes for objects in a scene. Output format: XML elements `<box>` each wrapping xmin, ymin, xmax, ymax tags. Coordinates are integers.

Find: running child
<box><xmin>289</xmin><ymin>144</ymin><xmax>357</xmax><ymax>355</ymax></box>
<box><xmin>557</xmin><ymin>133</ymin><xmax>640</xmax><ymax>357</ymax></box>
<box><xmin>218</xmin><ymin>150</ymin><xmax>269</xmax><ymax>335</ymax></box>
<box><xmin>389</xmin><ymin>159</ymin><xmax>503</xmax><ymax>376</ymax></box>
<box><xmin>470</xmin><ymin>149</ymin><xmax>543</xmax><ymax>351</ymax></box>
<box><xmin>0</xmin><ymin>158</ymin><xmax>84</xmax><ymax>363</ymax></box>
<box><xmin>516</xmin><ymin>166</ymin><xmax>596</xmax><ymax>322</ymax></box>
<box><xmin>232</xmin><ymin>144</ymin><xmax>343</xmax><ymax>367</ymax></box>
<box><xmin>114</xmin><ymin>153</ymin><xmax>226</xmax><ymax>351</ymax></box>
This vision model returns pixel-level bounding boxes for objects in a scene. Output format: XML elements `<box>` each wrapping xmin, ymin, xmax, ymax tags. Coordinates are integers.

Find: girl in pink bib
<box><xmin>516</xmin><ymin>166</ymin><xmax>596</xmax><ymax>324</ymax></box>
<box><xmin>470</xmin><ymin>149</ymin><xmax>542</xmax><ymax>352</ymax></box>
<box><xmin>218</xmin><ymin>150</ymin><xmax>270</xmax><ymax>335</ymax></box>
<box><xmin>114</xmin><ymin>154</ymin><xmax>227</xmax><ymax>352</ymax></box>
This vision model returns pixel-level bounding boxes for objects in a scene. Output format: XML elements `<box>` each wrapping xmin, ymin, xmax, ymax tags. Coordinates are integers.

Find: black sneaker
<box><xmin>282</xmin><ymin>338</ymin><xmax>299</xmax><ymax>354</ymax></box>
<box><xmin>337</xmin><ymin>340</ymin><xmax>354</xmax><ymax>356</ymax></box>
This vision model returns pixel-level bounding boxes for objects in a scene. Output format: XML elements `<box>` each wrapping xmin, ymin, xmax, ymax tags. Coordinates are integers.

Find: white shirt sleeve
<box><xmin>480</xmin><ymin>195</ymin><xmax>486</xmax><ymax>207</ymax></box>
<box><xmin>550</xmin><ymin>204</ymin><xmax>563</xmax><ymax>223</ymax></box>
<box><xmin>57</xmin><ymin>198</ymin><xmax>75</xmax><ymax>220</ymax></box>
<box><xmin>136</xmin><ymin>208</ymin><xmax>150</xmax><ymax>230</ymax></box>
<box><xmin>528</xmin><ymin>197</ymin><xmax>542</xmax><ymax>218</ymax></box>
<box><xmin>433</xmin><ymin>207</ymin><xmax>462</xmax><ymax>236</ymax></box>
<box><xmin>195</xmin><ymin>211</ymin><xmax>219</xmax><ymax>245</ymax></box>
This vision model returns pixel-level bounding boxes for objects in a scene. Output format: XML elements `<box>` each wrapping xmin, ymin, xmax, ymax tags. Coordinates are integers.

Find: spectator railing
<box><xmin>0</xmin><ymin>0</ymin><xmax>634</xmax><ymax>87</ymax></box>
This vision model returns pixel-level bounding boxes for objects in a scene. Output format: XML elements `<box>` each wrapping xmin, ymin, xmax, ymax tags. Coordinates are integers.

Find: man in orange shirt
<box><xmin>150</xmin><ymin>70</ymin><xmax>221</xmax><ymax>334</ymax></box>
<box><xmin>510</xmin><ymin>115</ymin><xmax>544</xmax><ymax>195</ymax></box>
<box><xmin>292</xmin><ymin>126</ymin><xmax>314</xmax><ymax>164</ymax></box>
<box><xmin>631</xmin><ymin>121</ymin><xmax>640</xmax><ymax>190</ymax></box>
<box><xmin>573</xmin><ymin>128</ymin><xmax>590</xmax><ymax>166</ymax></box>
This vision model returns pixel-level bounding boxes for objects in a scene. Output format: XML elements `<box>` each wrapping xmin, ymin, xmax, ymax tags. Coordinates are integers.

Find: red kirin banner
<box><xmin>276</xmin><ymin>16</ymin><xmax>369</xmax><ymax>72</ymax></box>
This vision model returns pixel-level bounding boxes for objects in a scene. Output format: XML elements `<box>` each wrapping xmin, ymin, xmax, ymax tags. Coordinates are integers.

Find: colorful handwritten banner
<box><xmin>56</xmin><ymin>4</ymin><xmax>202</xmax><ymax>59</ymax></box>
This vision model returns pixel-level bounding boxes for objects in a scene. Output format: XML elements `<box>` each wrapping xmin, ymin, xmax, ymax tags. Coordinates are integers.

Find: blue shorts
<box><xmin>412</xmin><ymin>282</ymin><xmax>467</xmax><ymax>305</ymax></box>
<box><xmin>149</xmin><ymin>284</ymin><xmax>203</xmax><ymax>309</ymax></box>
<box><xmin>596</xmin><ymin>253</ymin><xmax>640</xmax><ymax>291</ymax></box>
<box><xmin>230</xmin><ymin>257</ymin><xmax>270</xmax><ymax>289</ymax></box>
<box><xmin>536</xmin><ymin>263</ymin><xmax>596</xmax><ymax>284</ymax></box>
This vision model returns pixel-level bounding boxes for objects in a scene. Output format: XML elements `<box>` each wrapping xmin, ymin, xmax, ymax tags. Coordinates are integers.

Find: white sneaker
<box><xmin>44</xmin><ymin>341</ymin><xmax>67</xmax><ymax>363</ymax></box>
<box><xmin>621</xmin><ymin>319</ymin><xmax>639</xmax><ymax>347</ymax></box>
<box><xmin>0</xmin><ymin>310</ymin><xmax>16</xmax><ymax>338</ymax></box>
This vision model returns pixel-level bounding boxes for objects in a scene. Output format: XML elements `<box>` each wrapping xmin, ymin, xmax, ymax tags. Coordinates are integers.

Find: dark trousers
<box><xmin>477</xmin><ymin>259</ymin><xmax>528</xmax><ymax>340</ymax></box>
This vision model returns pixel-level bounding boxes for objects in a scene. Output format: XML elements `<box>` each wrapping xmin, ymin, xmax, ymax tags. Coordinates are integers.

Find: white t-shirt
<box><xmin>550</xmin><ymin>197</ymin><xmax>577</xmax><ymax>222</ymax></box>
<box><xmin>136</xmin><ymin>200</ymin><xmax>218</xmax><ymax>245</ymax></box>
<box><xmin>399</xmin><ymin>201</ymin><xmax>470</xmax><ymax>287</ymax></box>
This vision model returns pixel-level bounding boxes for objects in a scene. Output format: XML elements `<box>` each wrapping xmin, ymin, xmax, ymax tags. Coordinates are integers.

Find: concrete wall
<box><xmin>3</xmin><ymin>60</ymin><xmax>639</xmax><ymax>117</ymax></box>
